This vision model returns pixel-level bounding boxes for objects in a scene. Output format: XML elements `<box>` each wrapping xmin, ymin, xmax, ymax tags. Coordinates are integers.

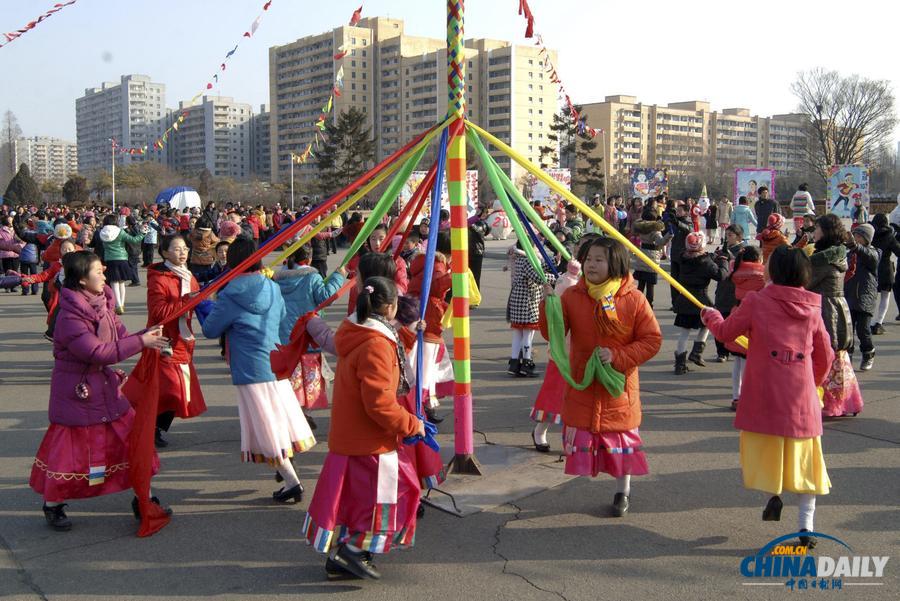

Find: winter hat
<box><xmin>767</xmin><ymin>213</ymin><xmax>785</xmax><ymax>231</ymax></box>
<box><xmin>218</xmin><ymin>220</ymin><xmax>241</xmax><ymax>239</ymax></box>
<box><xmin>119</xmin><ymin>206</ymin><xmax>131</xmax><ymax>216</ymax></box>
<box><xmin>36</xmin><ymin>221</ymin><xmax>53</xmax><ymax>235</ymax></box>
<box><xmin>685</xmin><ymin>231</ymin><xmax>706</xmax><ymax>252</ymax></box>
<box><xmin>566</xmin><ymin>259</ymin><xmax>581</xmax><ymax>277</ymax></box>
<box><xmin>852</xmin><ymin>223</ymin><xmax>874</xmax><ymax>245</ymax></box>
<box><xmin>83</xmin><ymin>210</ymin><xmax>95</xmax><ymax>219</ymax></box>
<box><xmin>54</xmin><ymin>223</ymin><xmax>73</xmax><ymax>240</ymax></box>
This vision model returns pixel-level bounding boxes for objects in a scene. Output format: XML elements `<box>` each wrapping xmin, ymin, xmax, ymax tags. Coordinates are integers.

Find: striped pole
<box><xmin>446</xmin><ymin>0</ymin><xmax>480</xmax><ymax>474</ymax></box>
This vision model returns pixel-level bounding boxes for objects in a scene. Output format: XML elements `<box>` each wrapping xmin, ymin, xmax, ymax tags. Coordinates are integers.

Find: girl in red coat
<box><xmin>303</xmin><ymin>276</ymin><xmax>425</xmax><ymax>580</ymax></box>
<box><xmin>146</xmin><ymin>234</ymin><xmax>208</xmax><ymax>448</ymax></box>
<box><xmin>539</xmin><ymin>237</ymin><xmax>662</xmax><ymax>517</ymax></box>
<box><xmin>345</xmin><ymin>224</ymin><xmax>409</xmax><ymax>315</ymax></box>
<box><xmin>703</xmin><ymin>246</ymin><xmax>834</xmax><ymax>548</ymax></box>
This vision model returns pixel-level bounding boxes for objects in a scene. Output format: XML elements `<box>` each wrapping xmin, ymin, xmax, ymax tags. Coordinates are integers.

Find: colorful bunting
<box><xmin>1</xmin><ymin>1</ymin><xmax>79</xmax><ymax>50</ymax></box>
<box><xmin>113</xmin><ymin>1</ymin><xmax>276</xmax><ymax>155</ymax></box>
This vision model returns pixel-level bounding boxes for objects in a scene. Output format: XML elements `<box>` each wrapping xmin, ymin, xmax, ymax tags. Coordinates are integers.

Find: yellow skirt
<box><xmin>739</xmin><ymin>431</ymin><xmax>831</xmax><ymax>495</ymax></box>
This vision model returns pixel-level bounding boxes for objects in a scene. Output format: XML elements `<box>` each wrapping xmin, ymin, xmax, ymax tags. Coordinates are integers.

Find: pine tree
<box><xmin>542</xmin><ymin>106</ymin><xmax>604</xmax><ymax>197</ymax></box>
<box><xmin>62</xmin><ymin>175</ymin><xmax>90</xmax><ymax>205</ymax></box>
<box><xmin>4</xmin><ymin>163</ymin><xmax>41</xmax><ymax>205</ymax></box>
<box><xmin>315</xmin><ymin>107</ymin><xmax>377</xmax><ymax>196</ymax></box>
<box><xmin>575</xmin><ymin>136</ymin><xmax>604</xmax><ymax>198</ymax></box>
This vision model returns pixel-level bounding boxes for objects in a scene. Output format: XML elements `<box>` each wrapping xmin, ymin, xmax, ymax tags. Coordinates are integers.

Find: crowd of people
<box><xmin>0</xmin><ymin>185</ymin><xmax>898</xmax><ymax>581</ymax></box>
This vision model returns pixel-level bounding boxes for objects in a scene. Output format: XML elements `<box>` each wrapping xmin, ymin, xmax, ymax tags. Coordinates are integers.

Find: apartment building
<box><xmin>268</xmin><ymin>16</ymin><xmax>557</xmax><ymax>188</ymax></box>
<box><xmin>169</xmin><ymin>96</ymin><xmax>252</xmax><ymax>179</ymax></box>
<box><xmin>250</xmin><ymin>104</ymin><xmax>271</xmax><ymax>181</ymax></box>
<box><xmin>0</xmin><ymin>136</ymin><xmax>78</xmax><ymax>185</ymax></box>
<box><xmin>75</xmin><ymin>74</ymin><xmax>167</xmax><ymax>174</ymax></box>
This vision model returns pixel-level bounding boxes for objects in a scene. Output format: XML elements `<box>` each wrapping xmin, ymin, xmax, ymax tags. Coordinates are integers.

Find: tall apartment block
<box><xmin>169</xmin><ymin>96</ymin><xmax>252</xmax><ymax>180</ymax></box>
<box><xmin>268</xmin><ymin>16</ymin><xmax>558</xmax><ymax>187</ymax></box>
<box><xmin>578</xmin><ymin>95</ymin><xmax>809</xmax><ymax>187</ymax></box>
<box><xmin>250</xmin><ymin>104</ymin><xmax>271</xmax><ymax>181</ymax></box>
<box><xmin>0</xmin><ymin>136</ymin><xmax>78</xmax><ymax>185</ymax></box>
<box><xmin>75</xmin><ymin>75</ymin><xmax>167</xmax><ymax>174</ymax></box>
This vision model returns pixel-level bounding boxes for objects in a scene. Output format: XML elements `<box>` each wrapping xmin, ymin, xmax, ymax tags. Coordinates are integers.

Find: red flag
<box><xmin>349</xmin><ymin>5</ymin><xmax>363</xmax><ymax>26</ymax></box>
<box><xmin>122</xmin><ymin>351</ymin><xmax>171</xmax><ymax>537</ymax></box>
<box><xmin>518</xmin><ymin>0</ymin><xmax>534</xmax><ymax>38</ymax></box>
<box><xmin>263</xmin><ymin>1</ymin><xmax>273</xmax><ymax>9</ymax></box>
<box><xmin>333</xmin><ymin>50</ymin><xmax>348</xmax><ymax>60</ymax></box>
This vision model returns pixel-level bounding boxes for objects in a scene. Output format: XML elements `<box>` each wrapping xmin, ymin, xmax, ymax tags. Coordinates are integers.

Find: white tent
<box><xmin>156</xmin><ymin>186</ymin><xmax>202</xmax><ymax>211</ymax></box>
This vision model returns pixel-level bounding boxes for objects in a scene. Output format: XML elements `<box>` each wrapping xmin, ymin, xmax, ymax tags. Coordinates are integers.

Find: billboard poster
<box><xmin>629</xmin><ymin>168</ymin><xmax>668</xmax><ymax>200</ymax></box>
<box><xmin>734</xmin><ymin>168</ymin><xmax>775</xmax><ymax>205</ymax></box>
<box><xmin>827</xmin><ymin>165</ymin><xmax>869</xmax><ymax>219</ymax></box>
<box><xmin>528</xmin><ymin>168</ymin><xmax>571</xmax><ymax>210</ymax></box>
<box><xmin>399</xmin><ymin>170</ymin><xmax>478</xmax><ymax>221</ymax></box>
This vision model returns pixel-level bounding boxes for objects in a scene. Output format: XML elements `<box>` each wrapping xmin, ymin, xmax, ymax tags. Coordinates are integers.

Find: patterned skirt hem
<box><xmin>529</xmin><ymin>408</ymin><xmax>562</xmax><ymax>424</ymax></box>
<box><xmin>302</xmin><ymin>513</ymin><xmax>416</xmax><ymax>555</ymax></box>
<box><xmin>241</xmin><ymin>436</ymin><xmax>316</xmax><ymax>465</ymax></box>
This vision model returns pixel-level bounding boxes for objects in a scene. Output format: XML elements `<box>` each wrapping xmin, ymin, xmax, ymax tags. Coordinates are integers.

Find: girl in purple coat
<box><xmin>29</xmin><ymin>251</ymin><xmax>170</xmax><ymax>531</ymax></box>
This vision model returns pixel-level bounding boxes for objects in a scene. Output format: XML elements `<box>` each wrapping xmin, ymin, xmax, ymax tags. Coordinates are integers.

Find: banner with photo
<box><xmin>630</xmin><ymin>168</ymin><xmax>667</xmax><ymax>201</ymax></box>
<box><xmin>528</xmin><ymin>168</ymin><xmax>571</xmax><ymax>210</ymax></box>
<box><xmin>734</xmin><ymin>168</ymin><xmax>775</xmax><ymax>205</ymax></box>
<box><xmin>400</xmin><ymin>170</ymin><xmax>478</xmax><ymax>221</ymax></box>
<box><xmin>827</xmin><ymin>165</ymin><xmax>869</xmax><ymax>219</ymax></box>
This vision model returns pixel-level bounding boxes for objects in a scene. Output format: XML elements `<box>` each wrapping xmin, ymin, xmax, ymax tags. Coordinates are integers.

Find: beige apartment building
<box><xmin>0</xmin><ymin>136</ymin><xmax>78</xmax><ymax>185</ymax></box>
<box><xmin>579</xmin><ymin>95</ymin><xmax>809</xmax><ymax>190</ymax></box>
<box><xmin>268</xmin><ymin>16</ymin><xmax>558</xmax><ymax>188</ymax></box>
<box><xmin>169</xmin><ymin>96</ymin><xmax>253</xmax><ymax>180</ymax></box>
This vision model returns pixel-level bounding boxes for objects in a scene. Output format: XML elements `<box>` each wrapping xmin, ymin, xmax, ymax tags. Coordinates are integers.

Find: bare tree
<box><xmin>791</xmin><ymin>68</ymin><xmax>897</xmax><ymax>182</ymax></box>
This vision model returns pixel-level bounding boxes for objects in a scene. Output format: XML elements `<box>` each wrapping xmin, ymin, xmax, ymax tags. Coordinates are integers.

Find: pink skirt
<box><xmin>822</xmin><ymin>350</ymin><xmax>864</xmax><ymax>417</ymax></box>
<box><xmin>288</xmin><ymin>352</ymin><xmax>328</xmax><ymax>410</ymax></box>
<box><xmin>562</xmin><ymin>425</ymin><xmax>649</xmax><ymax>478</ymax></box>
<box><xmin>235</xmin><ymin>380</ymin><xmax>316</xmax><ymax>465</ymax></box>
<box><xmin>399</xmin><ymin>390</ymin><xmax>446</xmax><ymax>489</ymax></box>
<box><xmin>303</xmin><ymin>450</ymin><xmax>419</xmax><ymax>554</ymax></box>
<box><xmin>531</xmin><ymin>359</ymin><xmax>565</xmax><ymax>424</ymax></box>
<box><xmin>30</xmin><ymin>408</ymin><xmax>159</xmax><ymax>503</ymax></box>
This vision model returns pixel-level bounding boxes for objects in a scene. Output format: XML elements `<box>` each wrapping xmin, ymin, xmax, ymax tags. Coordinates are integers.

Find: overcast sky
<box><xmin>1</xmin><ymin>0</ymin><xmax>898</xmax><ymax>145</ymax></box>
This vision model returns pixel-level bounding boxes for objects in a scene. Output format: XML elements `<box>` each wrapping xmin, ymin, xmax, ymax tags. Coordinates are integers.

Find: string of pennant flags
<box><xmin>292</xmin><ymin>6</ymin><xmax>363</xmax><ymax>165</ymax></box>
<box><xmin>0</xmin><ymin>1</ymin><xmax>78</xmax><ymax>49</ymax></box>
<box><xmin>111</xmin><ymin>0</ymin><xmax>275</xmax><ymax>155</ymax></box>
<box><xmin>517</xmin><ymin>0</ymin><xmax>600</xmax><ymax>139</ymax></box>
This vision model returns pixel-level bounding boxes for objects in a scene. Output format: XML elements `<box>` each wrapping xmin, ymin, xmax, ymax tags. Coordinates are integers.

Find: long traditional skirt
<box><xmin>531</xmin><ymin>359</ymin><xmax>564</xmax><ymax>424</ymax></box>
<box><xmin>235</xmin><ymin>380</ymin><xmax>316</xmax><ymax>465</ymax></box>
<box><xmin>157</xmin><ymin>359</ymin><xmax>207</xmax><ymax>419</ymax></box>
<box><xmin>821</xmin><ymin>350</ymin><xmax>864</xmax><ymax>417</ymax></box>
<box><xmin>739</xmin><ymin>431</ymin><xmax>831</xmax><ymax>495</ymax></box>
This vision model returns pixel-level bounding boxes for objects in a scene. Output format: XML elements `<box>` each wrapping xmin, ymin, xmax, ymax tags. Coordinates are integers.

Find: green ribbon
<box><xmin>545</xmin><ymin>294</ymin><xmax>626</xmax><ymax>397</ymax></box>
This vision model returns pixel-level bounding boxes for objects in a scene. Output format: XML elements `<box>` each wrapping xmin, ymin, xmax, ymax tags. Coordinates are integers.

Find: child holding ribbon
<box><xmin>702</xmin><ymin>245</ymin><xmax>834</xmax><ymax>548</ymax></box>
<box><xmin>303</xmin><ymin>276</ymin><xmax>425</xmax><ymax>581</ymax></box>
<box><xmin>539</xmin><ymin>236</ymin><xmax>662</xmax><ymax>517</ymax></box>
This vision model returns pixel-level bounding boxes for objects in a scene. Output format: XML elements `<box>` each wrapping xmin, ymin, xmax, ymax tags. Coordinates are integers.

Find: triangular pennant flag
<box><xmin>350</xmin><ymin>6</ymin><xmax>363</xmax><ymax>26</ymax></box>
<box><xmin>225</xmin><ymin>44</ymin><xmax>238</xmax><ymax>58</ymax></box>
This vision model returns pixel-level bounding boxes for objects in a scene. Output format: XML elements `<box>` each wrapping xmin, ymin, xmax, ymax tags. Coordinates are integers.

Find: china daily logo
<box><xmin>741</xmin><ymin>532</ymin><xmax>889</xmax><ymax>591</ymax></box>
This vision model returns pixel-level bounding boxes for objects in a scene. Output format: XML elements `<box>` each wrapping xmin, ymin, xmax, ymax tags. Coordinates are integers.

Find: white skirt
<box><xmin>235</xmin><ymin>379</ymin><xmax>316</xmax><ymax>465</ymax></box>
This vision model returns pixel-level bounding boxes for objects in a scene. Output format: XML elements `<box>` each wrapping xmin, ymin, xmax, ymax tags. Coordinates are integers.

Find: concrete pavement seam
<box><xmin>490</xmin><ymin>502</ymin><xmax>570</xmax><ymax>601</ymax></box>
<box><xmin>0</xmin><ymin>531</ymin><xmax>48</xmax><ymax>601</ymax></box>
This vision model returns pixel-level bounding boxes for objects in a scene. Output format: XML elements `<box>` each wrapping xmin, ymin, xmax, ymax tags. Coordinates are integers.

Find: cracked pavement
<box><xmin>1</xmin><ymin>239</ymin><xmax>898</xmax><ymax>600</ymax></box>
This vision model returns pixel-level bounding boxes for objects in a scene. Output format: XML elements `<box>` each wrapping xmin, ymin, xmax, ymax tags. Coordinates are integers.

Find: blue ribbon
<box><xmin>509</xmin><ymin>196</ymin><xmax>560</xmax><ymax>278</ymax></box>
<box><xmin>403</xmin><ymin>128</ymin><xmax>448</xmax><ymax>452</ymax></box>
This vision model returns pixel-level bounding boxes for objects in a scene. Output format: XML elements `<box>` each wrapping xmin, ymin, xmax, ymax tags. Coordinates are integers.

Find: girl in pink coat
<box><xmin>702</xmin><ymin>245</ymin><xmax>835</xmax><ymax>549</ymax></box>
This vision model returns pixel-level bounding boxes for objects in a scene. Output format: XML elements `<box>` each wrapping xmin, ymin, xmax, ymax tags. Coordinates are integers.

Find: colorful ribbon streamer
<box><xmin>1</xmin><ymin>1</ymin><xmax>78</xmax><ymax>49</ymax></box>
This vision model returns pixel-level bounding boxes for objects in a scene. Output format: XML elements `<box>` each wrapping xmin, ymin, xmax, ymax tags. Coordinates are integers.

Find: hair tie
<box><xmin>364</xmin><ymin>285</ymin><xmax>374</xmax><ymax>293</ymax></box>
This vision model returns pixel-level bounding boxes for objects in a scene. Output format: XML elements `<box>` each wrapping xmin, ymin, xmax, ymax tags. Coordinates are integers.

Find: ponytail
<box><xmin>730</xmin><ymin>245</ymin><xmax>760</xmax><ymax>280</ymax></box>
<box><xmin>356</xmin><ymin>276</ymin><xmax>398</xmax><ymax>322</ymax></box>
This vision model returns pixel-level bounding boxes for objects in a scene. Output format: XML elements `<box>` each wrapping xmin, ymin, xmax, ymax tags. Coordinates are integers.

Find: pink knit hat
<box><xmin>685</xmin><ymin>231</ymin><xmax>706</xmax><ymax>252</ymax></box>
<box><xmin>218</xmin><ymin>220</ymin><xmax>241</xmax><ymax>238</ymax></box>
<box><xmin>767</xmin><ymin>213</ymin><xmax>785</xmax><ymax>230</ymax></box>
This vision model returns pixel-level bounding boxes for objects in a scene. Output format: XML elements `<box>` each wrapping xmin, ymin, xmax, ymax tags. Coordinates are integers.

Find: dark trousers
<box><xmin>20</xmin><ymin>262</ymin><xmax>39</xmax><ymax>295</ymax></box>
<box><xmin>157</xmin><ymin>411</ymin><xmax>176</xmax><ymax>433</ymax></box>
<box><xmin>714</xmin><ymin>310</ymin><xmax>732</xmax><ymax>357</ymax></box>
<box><xmin>128</xmin><ymin>256</ymin><xmax>141</xmax><ymax>284</ymax></box>
<box><xmin>849</xmin><ymin>310</ymin><xmax>874</xmax><ymax>355</ymax></box>
<box><xmin>670</xmin><ymin>258</ymin><xmax>682</xmax><ymax>306</ymax></box>
<box><xmin>470</xmin><ymin>254</ymin><xmax>484</xmax><ymax>290</ymax></box>
<box><xmin>142</xmin><ymin>243</ymin><xmax>156</xmax><ymax>267</ymax></box>
<box><xmin>312</xmin><ymin>258</ymin><xmax>328</xmax><ymax>278</ymax></box>
<box><xmin>893</xmin><ymin>277</ymin><xmax>900</xmax><ymax>320</ymax></box>
<box><xmin>637</xmin><ymin>279</ymin><xmax>655</xmax><ymax>307</ymax></box>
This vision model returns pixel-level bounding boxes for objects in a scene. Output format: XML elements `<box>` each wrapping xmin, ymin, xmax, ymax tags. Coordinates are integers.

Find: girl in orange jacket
<box><xmin>303</xmin><ymin>276</ymin><xmax>425</xmax><ymax>581</ymax></box>
<box><xmin>539</xmin><ymin>237</ymin><xmax>662</xmax><ymax>517</ymax></box>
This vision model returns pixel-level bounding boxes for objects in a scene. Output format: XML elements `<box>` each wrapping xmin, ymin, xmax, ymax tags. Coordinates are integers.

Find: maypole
<box><xmin>446</xmin><ymin>0</ymin><xmax>480</xmax><ymax>474</ymax></box>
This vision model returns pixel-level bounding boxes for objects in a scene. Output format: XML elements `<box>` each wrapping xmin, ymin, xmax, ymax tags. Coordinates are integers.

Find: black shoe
<box><xmin>688</xmin><ymin>341</ymin><xmax>707</xmax><ymax>367</ymax></box>
<box><xmin>871</xmin><ymin>323</ymin><xmax>885</xmax><ymax>335</ymax></box>
<box><xmin>762</xmin><ymin>495</ymin><xmax>783</xmax><ymax>521</ymax></box>
<box><xmin>424</xmin><ymin>406</ymin><xmax>443</xmax><ymax>424</ymax></box>
<box><xmin>507</xmin><ymin>358</ymin><xmax>521</xmax><ymax>376</ymax></box>
<box><xmin>730</xmin><ymin>399</ymin><xmax>739</xmax><ymax>412</ymax></box>
<box><xmin>131</xmin><ymin>496</ymin><xmax>172</xmax><ymax>520</ymax></box>
<box><xmin>272</xmin><ymin>483</ymin><xmax>304</xmax><ymax>503</ymax></box>
<box><xmin>325</xmin><ymin>556</ymin><xmax>362</xmax><ymax>581</ymax></box>
<box><xmin>611</xmin><ymin>493</ymin><xmax>629</xmax><ymax>517</ymax></box>
<box><xmin>43</xmin><ymin>503</ymin><xmax>72</xmax><ymax>531</ymax></box>
<box><xmin>531</xmin><ymin>430</ymin><xmax>550</xmax><ymax>453</ymax></box>
<box><xmin>303</xmin><ymin>412</ymin><xmax>317</xmax><ymax>431</ymax></box>
<box><xmin>715</xmin><ymin>354</ymin><xmax>728</xmax><ymax>363</ymax></box>
<box><xmin>674</xmin><ymin>352</ymin><xmax>690</xmax><ymax>375</ymax></box>
<box><xmin>416</xmin><ymin>503</ymin><xmax>425</xmax><ymax>518</ymax></box>
<box><xmin>331</xmin><ymin>544</ymin><xmax>381</xmax><ymax>580</ymax></box>
<box><xmin>798</xmin><ymin>529</ymin><xmax>817</xmax><ymax>549</ymax></box>
<box><xmin>154</xmin><ymin>428</ymin><xmax>168</xmax><ymax>448</ymax></box>
<box><xmin>518</xmin><ymin>358</ymin><xmax>538</xmax><ymax>378</ymax></box>
<box><xmin>860</xmin><ymin>351</ymin><xmax>875</xmax><ymax>372</ymax></box>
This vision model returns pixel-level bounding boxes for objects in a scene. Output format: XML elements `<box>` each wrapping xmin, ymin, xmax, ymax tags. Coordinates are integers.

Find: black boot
<box><xmin>272</xmin><ymin>483</ymin><xmax>304</xmax><ymax>503</ymax></box>
<box><xmin>325</xmin><ymin>556</ymin><xmax>362</xmax><ymax>580</ymax></box>
<box><xmin>131</xmin><ymin>496</ymin><xmax>172</xmax><ymax>520</ymax></box>
<box><xmin>424</xmin><ymin>406</ymin><xmax>443</xmax><ymax>424</ymax></box>
<box><xmin>611</xmin><ymin>493</ymin><xmax>629</xmax><ymax>517</ymax></box>
<box><xmin>303</xmin><ymin>411</ymin><xmax>318</xmax><ymax>431</ymax></box>
<box><xmin>674</xmin><ymin>352</ymin><xmax>689</xmax><ymax>375</ymax></box>
<box><xmin>762</xmin><ymin>495</ymin><xmax>783</xmax><ymax>521</ymax></box>
<box><xmin>518</xmin><ymin>358</ymin><xmax>538</xmax><ymax>378</ymax></box>
<box><xmin>798</xmin><ymin>529</ymin><xmax>817</xmax><ymax>549</ymax></box>
<box><xmin>331</xmin><ymin>544</ymin><xmax>381</xmax><ymax>579</ymax></box>
<box><xmin>154</xmin><ymin>427</ymin><xmax>169</xmax><ymax>448</ymax></box>
<box><xmin>688</xmin><ymin>341</ymin><xmax>707</xmax><ymax>367</ymax></box>
<box><xmin>860</xmin><ymin>351</ymin><xmax>875</xmax><ymax>372</ymax></box>
<box><xmin>43</xmin><ymin>503</ymin><xmax>72</xmax><ymax>531</ymax></box>
<box><xmin>507</xmin><ymin>357</ymin><xmax>521</xmax><ymax>376</ymax></box>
